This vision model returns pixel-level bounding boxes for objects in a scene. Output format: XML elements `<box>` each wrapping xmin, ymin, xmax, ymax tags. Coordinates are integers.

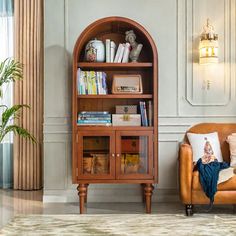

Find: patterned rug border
<box><xmin>1</xmin><ymin>213</ymin><xmax>236</xmax><ymax>236</ymax></box>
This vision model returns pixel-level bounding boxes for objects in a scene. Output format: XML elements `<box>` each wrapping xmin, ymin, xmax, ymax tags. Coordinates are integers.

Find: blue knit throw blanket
<box><xmin>197</xmin><ymin>159</ymin><xmax>229</xmax><ymax>203</ymax></box>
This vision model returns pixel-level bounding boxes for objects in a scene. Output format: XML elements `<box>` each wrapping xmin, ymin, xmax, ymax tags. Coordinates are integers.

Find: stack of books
<box><xmin>77</xmin><ymin>69</ymin><xmax>108</xmax><ymax>95</ymax></box>
<box><xmin>105</xmin><ymin>39</ymin><xmax>131</xmax><ymax>63</ymax></box>
<box><xmin>78</xmin><ymin>111</ymin><xmax>112</xmax><ymax>126</ymax></box>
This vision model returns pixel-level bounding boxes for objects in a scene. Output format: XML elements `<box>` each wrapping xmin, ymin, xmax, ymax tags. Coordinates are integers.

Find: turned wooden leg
<box><xmin>144</xmin><ymin>184</ymin><xmax>154</xmax><ymax>213</ymax></box>
<box><xmin>185</xmin><ymin>204</ymin><xmax>193</xmax><ymax>216</ymax></box>
<box><xmin>77</xmin><ymin>184</ymin><xmax>87</xmax><ymax>214</ymax></box>
<box><xmin>84</xmin><ymin>184</ymin><xmax>89</xmax><ymax>203</ymax></box>
<box><xmin>141</xmin><ymin>184</ymin><xmax>146</xmax><ymax>203</ymax></box>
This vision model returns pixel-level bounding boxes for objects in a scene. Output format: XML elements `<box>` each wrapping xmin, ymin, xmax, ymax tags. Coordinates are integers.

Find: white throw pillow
<box><xmin>226</xmin><ymin>134</ymin><xmax>236</xmax><ymax>167</ymax></box>
<box><xmin>187</xmin><ymin>132</ymin><xmax>223</xmax><ymax>163</ymax></box>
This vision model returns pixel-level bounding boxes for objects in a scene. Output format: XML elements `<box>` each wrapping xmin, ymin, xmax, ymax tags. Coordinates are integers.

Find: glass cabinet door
<box><xmin>77</xmin><ymin>131</ymin><xmax>115</xmax><ymax>179</ymax></box>
<box><xmin>116</xmin><ymin>131</ymin><xmax>154</xmax><ymax>179</ymax></box>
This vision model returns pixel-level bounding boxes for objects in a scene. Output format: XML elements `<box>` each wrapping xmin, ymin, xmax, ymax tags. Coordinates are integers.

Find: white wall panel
<box><xmin>178</xmin><ymin>0</ymin><xmax>236</xmax><ymax>116</ymax></box>
<box><xmin>44</xmin><ymin>142</ymin><xmax>67</xmax><ymax>190</ymax></box>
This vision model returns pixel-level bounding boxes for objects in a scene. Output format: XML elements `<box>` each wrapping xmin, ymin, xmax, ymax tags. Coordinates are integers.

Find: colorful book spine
<box><xmin>78</xmin><ymin>120</ymin><xmax>111</xmax><ymax>124</ymax></box>
<box><xmin>139</xmin><ymin>101</ymin><xmax>148</xmax><ymax>126</ymax></box>
<box><xmin>143</xmin><ymin>101</ymin><xmax>148</xmax><ymax>126</ymax></box>
<box><xmin>77</xmin><ymin>70</ymin><xmax>107</xmax><ymax>95</ymax></box>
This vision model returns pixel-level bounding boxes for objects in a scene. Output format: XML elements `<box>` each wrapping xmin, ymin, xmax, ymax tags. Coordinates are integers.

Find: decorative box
<box><xmin>121</xmin><ymin>139</ymin><xmax>140</xmax><ymax>152</ymax></box>
<box><xmin>112</xmin><ymin>114</ymin><xmax>141</xmax><ymax>126</ymax></box>
<box><xmin>116</xmin><ymin>105</ymin><xmax>137</xmax><ymax>114</ymax></box>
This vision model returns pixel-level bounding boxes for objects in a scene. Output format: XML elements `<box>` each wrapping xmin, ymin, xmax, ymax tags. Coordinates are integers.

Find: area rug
<box><xmin>1</xmin><ymin>214</ymin><xmax>236</xmax><ymax>235</ymax></box>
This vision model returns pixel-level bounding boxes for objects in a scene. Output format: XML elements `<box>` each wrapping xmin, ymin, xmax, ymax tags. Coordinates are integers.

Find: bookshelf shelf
<box><xmin>72</xmin><ymin>16</ymin><xmax>158</xmax><ymax>214</ymax></box>
<box><xmin>78</xmin><ymin>62</ymin><xmax>153</xmax><ymax>69</ymax></box>
<box><xmin>77</xmin><ymin>126</ymin><xmax>154</xmax><ymax>131</ymax></box>
<box><xmin>77</xmin><ymin>94</ymin><xmax>153</xmax><ymax>99</ymax></box>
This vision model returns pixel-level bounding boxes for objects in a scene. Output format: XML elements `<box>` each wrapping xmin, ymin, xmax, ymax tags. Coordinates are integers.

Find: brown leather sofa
<box><xmin>179</xmin><ymin>123</ymin><xmax>236</xmax><ymax>216</ymax></box>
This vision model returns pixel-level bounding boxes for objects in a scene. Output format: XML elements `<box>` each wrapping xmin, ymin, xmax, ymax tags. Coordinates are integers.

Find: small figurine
<box><xmin>125</xmin><ymin>30</ymin><xmax>143</xmax><ymax>62</ymax></box>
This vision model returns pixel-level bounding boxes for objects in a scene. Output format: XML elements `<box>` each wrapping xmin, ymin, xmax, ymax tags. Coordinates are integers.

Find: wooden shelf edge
<box><xmin>77</xmin><ymin>126</ymin><xmax>154</xmax><ymax>131</ymax></box>
<box><xmin>77</xmin><ymin>62</ymin><xmax>153</xmax><ymax>68</ymax></box>
<box><xmin>77</xmin><ymin>94</ymin><xmax>153</xmax><ymax>99</ymax></box>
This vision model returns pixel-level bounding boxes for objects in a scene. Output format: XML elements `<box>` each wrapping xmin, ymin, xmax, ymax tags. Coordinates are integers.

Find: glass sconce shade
<box><xmin>199</xmin><ymin>39</ymin><xmax>219</xmax><ymax>64</ymax></box>
<box><xmin>199</xmin><ymin>19</ymin><xmax>219</xmax><ymax>64</ymax></box>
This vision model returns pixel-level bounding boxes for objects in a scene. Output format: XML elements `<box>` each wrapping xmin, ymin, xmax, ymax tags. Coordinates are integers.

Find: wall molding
<box><xmin>178</xmin><ymin>0</ymin><xmax>236</xmax><ymax>116</ymax></box>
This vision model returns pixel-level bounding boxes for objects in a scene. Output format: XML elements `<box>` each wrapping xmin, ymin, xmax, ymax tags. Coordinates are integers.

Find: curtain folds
<box><xmin>13</xmin><ymin>0</ymin><xmax>43</xmax><ymax>190</ymax></box>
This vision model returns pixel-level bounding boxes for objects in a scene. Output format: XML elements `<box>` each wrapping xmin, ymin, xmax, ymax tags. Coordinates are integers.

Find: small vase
<box><xmin>85</xmin><ymin>39</ymin><xmax>105</xmax><ymax>62</ymax></box>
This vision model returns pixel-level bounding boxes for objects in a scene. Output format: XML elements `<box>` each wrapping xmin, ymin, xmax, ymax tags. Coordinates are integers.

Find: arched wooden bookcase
<box><xmin>72</xmin><ymin>16</ymin><xmax>158</xmax><ymax>213</ymax></box>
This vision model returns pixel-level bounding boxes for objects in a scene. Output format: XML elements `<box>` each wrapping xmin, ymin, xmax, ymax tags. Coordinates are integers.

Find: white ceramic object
<box><xmin>85</xmin><ymin>39</ymin><xmax>105</xmax><ymax>62</ymax></box>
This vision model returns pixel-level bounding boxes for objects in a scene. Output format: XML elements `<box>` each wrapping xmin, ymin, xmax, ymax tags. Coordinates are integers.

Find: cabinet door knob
<box><xmin>116</xmin><ymin>154</ymin><xmax>120</xmax><ymax>157</ymax></box>
<box><xmin>111</xmin><ymin>153</ymin><xmax>115</xmax><ymax>157</ymax></box>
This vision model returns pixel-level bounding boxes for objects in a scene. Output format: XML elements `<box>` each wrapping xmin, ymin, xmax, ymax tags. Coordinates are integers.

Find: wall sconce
<box><xmin>199</xmin><ymin>19</ymin><xmax>219</xmax><ymax>64</ymax></box>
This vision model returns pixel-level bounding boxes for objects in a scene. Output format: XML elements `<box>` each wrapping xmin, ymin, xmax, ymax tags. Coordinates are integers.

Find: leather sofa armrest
<box><xmin>179</xmin><ymin>143</ymin><xmax>194</xmax><ymax>204</ymax></box>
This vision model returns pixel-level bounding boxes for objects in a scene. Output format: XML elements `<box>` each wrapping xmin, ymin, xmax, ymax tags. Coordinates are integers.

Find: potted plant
<box><xmin>0</xmin><ymin>58</ymin><xmax>35</xmax><ymax>188</ymax></box>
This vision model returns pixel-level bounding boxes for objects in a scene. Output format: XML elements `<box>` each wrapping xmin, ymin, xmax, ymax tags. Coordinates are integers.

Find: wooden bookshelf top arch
<box><xmin>73</xmin><ymin>16</ymin><xmax>158</xmax><ymax>64</ymax></box>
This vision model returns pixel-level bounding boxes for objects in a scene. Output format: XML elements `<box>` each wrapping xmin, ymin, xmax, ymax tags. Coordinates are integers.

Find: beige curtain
<box><xmin>13</xmin><ymin>0</ymin><xmax>43</xmax><ymax>190</ymax></box>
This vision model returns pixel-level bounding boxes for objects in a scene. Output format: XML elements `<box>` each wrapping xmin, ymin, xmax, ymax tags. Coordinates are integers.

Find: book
<box><xmin>80</xmin><ymin>111</ymin><xmax>109</xmax><ymax>115</ymax></box>
<box><xmin>143</xmin><ymin>101</ymin><xmax>148</xmax><ymax>126</ymax></box>
<box><xmin>122</xmin><ymin>42</ymin><xmax>130</xmax><ymax>63</ymax></box>
<box><xmin>79</xmin><ymin>114</ymin><xmax>111</xmax><ymax>118</ymax></box>
<box><xmin>148</xmin><ymin>100</ymin><xmax>153</xmax><ymax>126</ymax></box>
<box><xmin>78</xmin><ymin>120</ymin><xmax>111</xmax><ymax>124</ymax></box>
<box><xmin>114</xmin><ymin>44</ymin><xmax>123</xmax><ymax>63</ymax></box>
<box><xmin>139</xmin><ymin>101</ymin><xmax>148</xmax><ymax>126</ymax></box>
<box><xmin>79</xmin><ymin>118</ymin><xmax>111</xmax><ymax>121</ymax></box>
<box><xmin>77</xmin><ymin>123</ymin><xmax>112</xmax><ymax>126</ymax></box>
<box><xmin>117</xmin><ymin>44</ymin><xmax>125</xmax><ymax>63</ymax></box>
<box><xmin>110</xmin><ymin>41</ymin><xmax>116</xmax><ymax>62</ymax></box>
<box><xmin>105</xmin><ymin>39</ymin><xmax>111</xmax><ymax>62</ymax></box>
<box><xmin>102</xmin><ymin>72</ymin><xmax>108</xmax><ymax>94</ymax></box>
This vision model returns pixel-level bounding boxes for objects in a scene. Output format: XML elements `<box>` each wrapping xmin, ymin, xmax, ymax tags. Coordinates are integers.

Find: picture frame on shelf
<box><xmin>112</xmin><ymin>74</ymin><xmax>143</xmax><ymax>94</ymax></box>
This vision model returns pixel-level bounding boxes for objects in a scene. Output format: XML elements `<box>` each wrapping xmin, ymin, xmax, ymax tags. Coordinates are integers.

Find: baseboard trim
<box><xmin>43</xmin><ymin>188</ymin><xmax>179</xmax><ymax>203</ymax></box>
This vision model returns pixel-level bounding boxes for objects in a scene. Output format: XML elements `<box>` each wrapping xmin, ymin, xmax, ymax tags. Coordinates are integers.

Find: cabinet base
<box><xmin>77</xmin><ymin>183</ymin><xmax>154</xmax><ymax>214</ymax></box>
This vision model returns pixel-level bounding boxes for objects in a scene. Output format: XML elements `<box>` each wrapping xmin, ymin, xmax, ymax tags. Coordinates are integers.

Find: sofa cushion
<box><xmin>187</xmin><ymin>132</ymin><xmax>223</xmax><ymax>162</ymax></box>
<box><xmin>192</xmin><ymin>170</ymin><xmax>236</xmax><ymax>191</ymax></box>
<box><xmin>226</xmin><ymin>134</ymin><xmax>236</xmax><ymax>166</ymax></box>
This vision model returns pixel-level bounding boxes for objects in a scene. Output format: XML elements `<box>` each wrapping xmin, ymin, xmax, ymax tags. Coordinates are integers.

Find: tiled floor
<box><xmin>0</xmin><ymin>189</ymin><xmax>235</xmax><ymax>228</ymax></box>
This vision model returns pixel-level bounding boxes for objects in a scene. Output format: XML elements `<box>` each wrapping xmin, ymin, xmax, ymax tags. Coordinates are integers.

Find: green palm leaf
<box><xmin>1</xmin><ymin>105</ymin><xmax>30</xmax><ymax>129</ymax></box>
<box><xmin>0</xmin><ymin>58</ymin><xmax>36</xmax><ymax>144</ymax></box>
<box><xmin>0</xmin><ymin>58</ymin><xmax>23</xmax><ymax>97</ymax></box>
<box><xmin>0</xmin><ymin>125</ymin><xmax>36</xmax><ymax>143</ymax></box>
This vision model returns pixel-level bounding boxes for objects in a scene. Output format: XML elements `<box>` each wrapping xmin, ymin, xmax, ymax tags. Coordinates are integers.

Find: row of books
<box><xmin>77</xmin><ymin>101</ymin><xmax>153</xmax><ymax>127</ymax></box>
<box><xmin>105</xmin><ymin>39</ymin><xmax>130</xmax><ymax>63</ymax></box>
<box><xmin>139</xmin><ymin>101</ymin><xmax>152</xmax><ymax>127</ymax></box>
<box><xmin>77</xmin><ymin>69</ymin><xmax>108</xmax><ymax>95</ymax></box>
<box><xmin>78</xmin><ymin>111</ymin><xmax>111</xmax><ymax>126</ymax></box>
